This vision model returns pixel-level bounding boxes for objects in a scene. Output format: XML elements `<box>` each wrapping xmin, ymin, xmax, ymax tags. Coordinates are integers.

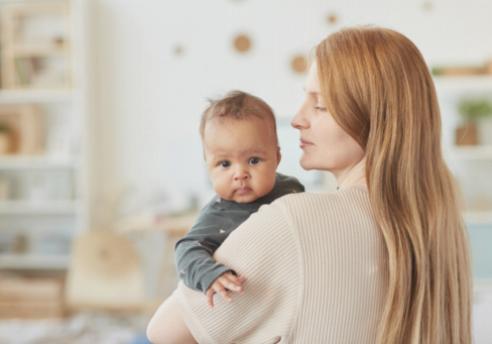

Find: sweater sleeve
<box><xmin>175</xmin><ymin>200</ymin><xmax>301</xmax><ymax>344</ymax></box>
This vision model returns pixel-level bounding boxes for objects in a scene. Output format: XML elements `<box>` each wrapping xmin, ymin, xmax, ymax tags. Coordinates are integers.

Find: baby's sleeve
<box><xmin>175</xmin><ymin>200</ymin><xmax>301</xmax><ymax>344</ymax></box>
<box><xmin>175</xmin><ymin>209</ymin><xmax>233</xmax><ymax>292</ymax></box>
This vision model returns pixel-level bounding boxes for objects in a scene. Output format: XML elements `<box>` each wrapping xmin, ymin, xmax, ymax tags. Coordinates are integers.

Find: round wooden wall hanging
<box><xmin>233</xmin><ymin>34</ymin><xmax>252</xmax><ymax>53</ymax></box>
<box><xmin>422</xmin><ymin>1</ymin><xmax>433</xmax><ymax>11</ymax></box>
<box><xmin>173</xmin><ymin>44</ymin><xmax>185</xmax><ymax>57</ymax></box>
<box><xmin>326</xmin><ymin>13</ymin><xmax>339</xmax><ymax>25</ymax></box>
<box><xmin>291</xmin><ymin>54</ymin><xmax>308</xmax><ymax>74</ymax></box>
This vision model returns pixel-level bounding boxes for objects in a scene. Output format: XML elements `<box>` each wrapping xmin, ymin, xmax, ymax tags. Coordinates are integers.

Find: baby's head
<box><xmin>200</xmin><ymin>90</ymin><xmax>281</xmax><ymax>203</ymax></box>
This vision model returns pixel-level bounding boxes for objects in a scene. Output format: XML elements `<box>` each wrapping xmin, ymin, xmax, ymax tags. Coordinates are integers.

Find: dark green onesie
<box><xmin>175</xmin><ymin>173</ymin><xmax>304</xmax><ymax>293</ymax></box>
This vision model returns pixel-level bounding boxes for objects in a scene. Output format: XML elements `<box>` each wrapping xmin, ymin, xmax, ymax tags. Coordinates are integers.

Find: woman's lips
<box><xmin>300</xmin><ymin>139</ymin><xmax>314</xmax><ymax>148</ymax></box>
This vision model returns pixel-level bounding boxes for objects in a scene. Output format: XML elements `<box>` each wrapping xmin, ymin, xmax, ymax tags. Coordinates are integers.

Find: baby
<box><xmin>175</xmin><ymin>90</ymin><xmax>304</xmax><ymax>307</ymax></box>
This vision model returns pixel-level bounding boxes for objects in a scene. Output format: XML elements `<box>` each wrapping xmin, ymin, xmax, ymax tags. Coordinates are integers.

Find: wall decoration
<box><xmin>326</xmin><ymin>12</ymin><xmax>339</xmax><ymax>25</ymax></box>
<box><xmin>172</xmin><ymin>44</ymin><xmax>185</xmax><ymax>57</ymax></box>
<box><xmin>422</xmin><ymin>1</ymin><xmax>433</xmax><ymax>12</ymax></box>
<box><xmin>290</xmin><ymin>54</ymin><xmax>308</xmax><ymax>74</ymax></box>
<box><xmin>233</xmin><ymin>33</ymin><xmax>252</xmax><ymax>53</ymax></box>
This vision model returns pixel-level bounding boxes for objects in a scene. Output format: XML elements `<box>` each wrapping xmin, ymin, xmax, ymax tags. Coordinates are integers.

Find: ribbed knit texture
<box><xmin>176</xmin><ymin>186</ymin><xmax>389</xmax><ymax>344</ymax></box>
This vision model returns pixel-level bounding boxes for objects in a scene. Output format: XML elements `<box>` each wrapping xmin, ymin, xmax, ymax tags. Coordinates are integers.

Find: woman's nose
<box><xmin>291</xmin><ymin>105</ymin><xmax>309</xmax><ymax>129</ymax></box>
<box><xmin>290</xmin><ymin>109</ymin><xmax>308</xmax><ymax>129</ymax></box>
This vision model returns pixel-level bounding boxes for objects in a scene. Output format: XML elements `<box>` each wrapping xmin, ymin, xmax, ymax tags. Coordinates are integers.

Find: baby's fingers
<box><xmin>221</xmin><ymin>274</ymin><xmax>244</xmax><ymax>292</ymax></box>
<box><xmin>206</xmin><ymin>289</ymin><xmax>215</xmax><ymax>308</ymax></box>
<box><xmin>214</xmin><ymin>282</ymin><xmax>232</xmax><ymax>303</ymax></box>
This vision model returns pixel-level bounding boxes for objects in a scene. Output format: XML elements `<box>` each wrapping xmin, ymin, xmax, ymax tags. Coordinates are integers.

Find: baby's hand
<box><xmin>206</xmin><ymin>272</ymin><xmax>246</xmax><ymax>308</ymax></box>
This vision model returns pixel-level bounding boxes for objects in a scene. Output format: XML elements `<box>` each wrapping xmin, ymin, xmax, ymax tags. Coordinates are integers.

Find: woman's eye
<box><xmin>218</xmin><ymin>161</ymin><xmax>230</xmax><ymax>168</ymax></box>
<box><xmin>249</xmin><ymin>157</ymin><xmax>261</xmax><ymax>165</ymax></box>
<box><xmin>314</xmin><ymin>106</ymin><xmax>327</xmax><ymax>112</ymax></box>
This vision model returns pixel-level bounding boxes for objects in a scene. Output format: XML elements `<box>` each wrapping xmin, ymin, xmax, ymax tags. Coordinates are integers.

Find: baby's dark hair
<box><xmin>199</xmin><ymin>90</ymin><xmax>278</xmax><ymax>143</ymax></box>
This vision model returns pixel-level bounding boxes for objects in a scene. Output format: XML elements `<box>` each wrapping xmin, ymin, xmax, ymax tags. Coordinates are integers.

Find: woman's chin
<box><xmin>300</xmin><ymin>157</ymin><xmax>315</xmax><ymax>170</ymax></box>
<box><xmin>300</xmin><ymin>157</ymin><xmax>335</xmax><ymax>172</ymax></box>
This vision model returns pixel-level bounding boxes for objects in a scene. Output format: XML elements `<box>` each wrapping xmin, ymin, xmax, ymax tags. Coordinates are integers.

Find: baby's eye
<box><xmin>249</xmin><ymin>157</ymin><xmax>261</xmax><ymax>165</ymax></box>
<box><xmin>218</xmin><ymin>160</ymin><xmax>230</xmax><ymax>168</ymax></box>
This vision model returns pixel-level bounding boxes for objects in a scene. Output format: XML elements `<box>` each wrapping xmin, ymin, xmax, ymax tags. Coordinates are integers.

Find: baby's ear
<box><xmin>276</xmin><ymin>146</ymin><xmax>282</xmax><ymax>166</ymax></box>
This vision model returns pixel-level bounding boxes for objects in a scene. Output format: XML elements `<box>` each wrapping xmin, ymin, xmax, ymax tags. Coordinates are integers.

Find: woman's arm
<box><xmin>146</xmin><ymin>292</ymin><xmax>197</xmax><ymax>344</ymax></box>
<box><xmin>171</xmin><ymin>200</ymin><xmax>300</xmax><ymax>344</ymax></box>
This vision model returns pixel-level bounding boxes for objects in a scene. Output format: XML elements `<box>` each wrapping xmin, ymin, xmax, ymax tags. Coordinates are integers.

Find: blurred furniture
<box><xmin>0</xmin><ymin>273</ymin><xmax>64</xmax><ymax>318</ymax></box>
<box><xmin>434</xmin><ymin>74</ymin><xmax>492</xmax><ymax>290</ymax></box>
<box><xmin>435</xmin><ymin>75</ymin><xmax>492</xmax><ymax>221</ymax></box>
<box><xmin>65</xmin><ymin>231</ymin><xmax>147</xmax><ymax>312</ymax></box>
<box><xmin>0</xmin><ymin>0</ymin><xmax>88</xmax><ymax>273</ymax></box>
<box><xmin>117</xmin><ymin>212</ymin><xmax>196</xmax><ymax>302</ymax></box>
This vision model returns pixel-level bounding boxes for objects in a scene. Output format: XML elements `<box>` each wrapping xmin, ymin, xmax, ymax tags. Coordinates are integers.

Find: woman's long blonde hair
<box><xmin>316</xmin><ymin>27</ymin><xmax>471</xmax><ymax>344</ymax></box>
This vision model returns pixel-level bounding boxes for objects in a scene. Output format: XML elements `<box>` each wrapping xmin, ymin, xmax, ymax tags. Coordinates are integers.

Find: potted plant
<box><xmin>0</xmin><ymin>123</ymin><xmax>13</xmax><ymax>154</ymax></box>
<box><xmin>455</xmin><ymin>98</ymin><xmax>492</xmax><ymax>146</ymax></box>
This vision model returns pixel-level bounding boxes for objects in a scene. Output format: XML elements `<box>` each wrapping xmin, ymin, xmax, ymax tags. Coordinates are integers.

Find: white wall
<box><xmin>89</xmin><ymin>0</ymin><xmax>492</xmax><ymax>225</ymax></box>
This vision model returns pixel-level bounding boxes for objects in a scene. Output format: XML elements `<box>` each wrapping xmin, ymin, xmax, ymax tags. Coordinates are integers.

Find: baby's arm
<box><xmin>175</xmin><ymin>199</ymin><xmax>250</xmax><ymax>291</ymax></box>
<box><xmin>175</xmin><ymin>224</ymin><xmax>232</xmax><ymax>292</ymax></box>
<box><xmin>175</xmin><ymin>224</ymin><xmax>246</xmax><ymax>306</ymax></box>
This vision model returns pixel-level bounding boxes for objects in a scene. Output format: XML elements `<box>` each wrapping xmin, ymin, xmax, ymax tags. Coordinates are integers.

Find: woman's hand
<box><xmin>206</xmin><ymin>272</ymin><xmax>246</xmax><ymax>307</ymax></box>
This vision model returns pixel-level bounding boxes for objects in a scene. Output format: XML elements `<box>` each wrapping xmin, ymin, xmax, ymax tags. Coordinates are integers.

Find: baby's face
<box><xmin>203</xmin><ymin>117</ymin><xmax>280</xmax><ymax>203</ymax></box>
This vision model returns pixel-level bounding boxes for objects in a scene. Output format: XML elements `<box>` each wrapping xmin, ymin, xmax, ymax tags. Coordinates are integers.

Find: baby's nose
<box><xmin>233</xmin><ymin>168</ymin><xmax>250</xmax><ymax>181</ymax></box>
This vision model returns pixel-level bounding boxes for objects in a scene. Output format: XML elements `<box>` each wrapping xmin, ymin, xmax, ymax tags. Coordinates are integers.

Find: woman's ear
<box><xmin>276</xmin><ymin>146</ymin><xmax>282</xmax><ymax>166</ymax></box>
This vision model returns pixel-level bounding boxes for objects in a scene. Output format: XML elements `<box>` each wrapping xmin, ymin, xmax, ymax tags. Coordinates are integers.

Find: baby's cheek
<box><xmin>218</xmin><ymin>181</ymin><xmax>236</xmax><ymax>200</ymax></box>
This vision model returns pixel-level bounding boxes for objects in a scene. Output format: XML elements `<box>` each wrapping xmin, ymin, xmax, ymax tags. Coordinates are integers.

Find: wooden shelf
<box><xmin>0</xmin><ymin>253</ymin><xmax>68</xmax><ymax>270</ymax></box>
<box><xmin>0</xmin><ymin>89</ymin><xmax>73</xmax><ymax>103</ymax></box>
<box><xmin>0</xmin><ymin>200</ymin><xmax>79</xmax><ymax>215</ymax></box>
<box><xmin>0</xmin><ymin>156</ymin><xmax>75</xmax><ymax>169</ymax></box>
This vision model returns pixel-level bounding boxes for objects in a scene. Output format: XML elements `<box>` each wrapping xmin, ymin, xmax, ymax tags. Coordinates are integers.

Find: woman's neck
<box><xmin>334</xmin><ymin>157</ymin><xmax>367</xmax><ymax>190</ymax></box>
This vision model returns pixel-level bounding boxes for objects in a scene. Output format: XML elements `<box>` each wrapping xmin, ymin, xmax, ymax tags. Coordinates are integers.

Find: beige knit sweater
<box><xmin>176</xmin><ymin>186</ymin><xmax>389</xmax><ymax>343</ymax></box>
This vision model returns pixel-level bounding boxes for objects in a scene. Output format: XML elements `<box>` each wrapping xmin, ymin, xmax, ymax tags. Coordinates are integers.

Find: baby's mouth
<box><xmin>235</xmin><ymin>186</ymin><xmax>252</xmax><ymax>195</ymax></box>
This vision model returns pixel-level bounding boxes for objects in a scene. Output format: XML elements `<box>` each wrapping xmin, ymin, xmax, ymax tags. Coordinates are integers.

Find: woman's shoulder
<box><xmin>248</xmin><ymin>186</ymin><xmax>374</xmax><ymax>242</ymax></box>
<box><xmin>272</xmin><ymin>186</ymin><xmax>370</xmax><ymax>215</ymax></box>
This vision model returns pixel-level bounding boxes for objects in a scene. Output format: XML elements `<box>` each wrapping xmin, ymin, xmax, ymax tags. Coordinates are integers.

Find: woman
<box><xmin>147</xmin><ymin>26</ymin><xmax>471</xmax><ymax>344</ymax></box>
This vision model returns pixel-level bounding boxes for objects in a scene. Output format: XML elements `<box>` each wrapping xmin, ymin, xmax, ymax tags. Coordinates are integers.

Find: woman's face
<box><xmin>291</xmin><ymin>63</ymin><xmax>364</xmax><ymax>177</ymax></box>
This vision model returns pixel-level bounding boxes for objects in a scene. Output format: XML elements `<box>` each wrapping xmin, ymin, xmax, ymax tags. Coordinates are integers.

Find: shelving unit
<box><xmin>0</xmin><ymin>89</ymin><xmax>73</xmax><ymax>103</ymax></box>
<box><xmin>0</xmin><ymin>0</ymin><xmax>88</xmax><ymax>271</ymax></box>
<box><xmin>434</xmin><ymin>75</ymin><xmax>492</xmax><ymax>226</ymax></box>
<box><xmin>0</xmin><ymin>156</ymin><xmax>75</xmax><ymax>169</ymax></box>
<box><xmin>0</xmin><ymin>253</ymin><xmax>68</xmax><ymax>270</ymax></box>
<box><xmin>0</xmin><ymin>200</ymin><xmax>78</xmax><ymax>214</ymax></box>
